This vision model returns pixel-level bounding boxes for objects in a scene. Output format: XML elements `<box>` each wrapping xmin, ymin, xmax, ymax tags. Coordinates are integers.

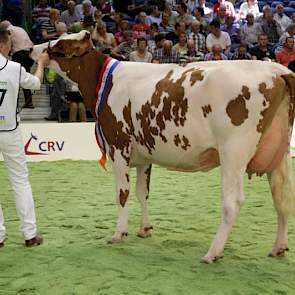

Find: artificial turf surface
<box><xmin>0</xmin><ymin>161</ymin><xmax>295</xmax><ymax>295</ymax></box>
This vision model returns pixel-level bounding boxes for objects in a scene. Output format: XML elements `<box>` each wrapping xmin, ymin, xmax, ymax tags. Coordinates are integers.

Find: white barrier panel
<box><xmin>0</xmin><ymin>122</ymin><xmax>101</xmax><ymax>161</ymax></box>
<box><xmin>1</xmin><ymin>122</ymin><xmax>295</xmax><ymax>161</ymax></box>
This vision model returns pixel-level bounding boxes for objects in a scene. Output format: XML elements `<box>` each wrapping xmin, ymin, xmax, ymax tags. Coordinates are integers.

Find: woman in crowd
<box><xmin>92</xmin><ymin>20</ymin><xmax>117</xmax><ymax>54</ymax></box>
<box><xmin>129</xmin><ymin>37</ymin><xmax>153</xmax><ymax>62</ymax></box>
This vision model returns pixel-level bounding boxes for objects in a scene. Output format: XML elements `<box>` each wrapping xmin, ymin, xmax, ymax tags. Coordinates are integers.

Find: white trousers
<box><xmin>0</xmin><ymin>126</ymin><xmax>37</xmax><ymax>242</ymax></box>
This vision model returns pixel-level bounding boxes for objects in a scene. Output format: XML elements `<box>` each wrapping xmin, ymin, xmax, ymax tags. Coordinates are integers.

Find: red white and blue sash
<box><xmin>94</xmin><ymin>57</ymin><xmax>120</xmax><ymax>169</ymax></box>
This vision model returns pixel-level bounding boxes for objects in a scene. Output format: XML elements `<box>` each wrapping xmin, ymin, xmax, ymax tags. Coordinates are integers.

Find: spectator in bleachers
<box><xmin>114</xmin><ymin>20</ymin><xmax>130</xmax><ymax>44</ymax></box>
<box><xmin>189</xmin><ymin>20</ymin><xmax>206</xmax><ymax>53</ymax></box>
<box><xmin>153</xmin><ymin>32</ymin><xmax>166</xmax><ymax>52</ymax></box>
<box><xmin>111</xmin><ymin>30</ymin><xmax>137</xmax><ymax>60</ymax></box>
<box><xmin>132</xmin><ymin>11</ymin><xmax>150</xmax><ymax>37</ymax></box>
<box><xmin>186</xmin><ymin>0</ymin><xmax>198</xmax><ymax>15</ymax></box>
<box><xmin>173</xmin><ymin>31</ymin><xmax>188</xmax><ymax>56</ymax></box>
<box><xmin>92</xmin><ymin>20</ymin><xmax>117</xmax><ymax>54</ymax></box>
<box><xmin>166</xmin><ymin>22</ymin><xmax>186</xmax><ymax>45</ymax></box>
<box><xmin>273</xmin><ymin>4</ymin><xmax>292</xmax><ymax>32</ymax></box>
<box><xmin>0</xmin><ymin>21</ymin><xmax>35</xmax><ymax>108</ymax></box>
<box><xmin>221</xmin><ymin>15</ymin><xmax>240</xmax><ymax>49</ymax></box>
<box><xmin>278</xmin><ymin>23</ymin><xmax>295</xmax><ymax>49</ymax></box>
<box><xmin>195</xmin><ymin>0</ymin><xmax>213</xmax><ymax>21</ymax></box>
<box><xmin>182</xmin><ymin>39</ymin><xmax>204</xmax><ymax>63</ymax></box>
<box><xmin>159</xmin><ymin>12</ymin><xmax>174</xmax><ymax>34</ymax></box>
<box><xmin>61</xmin><ymin>1</ymin><xmax>80</xmax><ymax>28</ymax></box>
<box><xmin>146</xmin><ymin>23</ymin><xmax>160</xmax><ymax>53</ymax></box>
<box><xmin>260</xmin><ymin>12</ymin><xmax>282</xmax><ymax>46</ymax></box>
<box><xmin>163</xmin><ymin>2</ymin><xmax>178</xmax><ymax>26</ymax></box>
<box><xmin>41</xmin><ymin>8</ymin><xmax>60</xmax><ymax>41</ymax></box>
<box><xmin>146</xmin><ymin>5</ymin><xmax>162</xmax><ymax>26</ymax></box>
<box><xmin>206</xmin><ymin>19</ymin><xmax>231</xmax><ymax>55</ymax></box>
<box><xmin>292</xmin><ymin>12</ymin><xmax>295</xmax><ymax>23</ymax></box>
<box><xmin>172</xmin><ymin>3</ymin><xmax>193</xmax><ymax>27</ymax></box>
<box><xmin>239</xmin><ymin>0</ymin><xmax>260</xmax><ymax>20</ymax></box>
<box><xmin>216</xmin><ymin>5</ymin><xmax>227</xmax><ymax>25</ymax></box>
<box><xmin>129</xmin><ymin>36</ymin><xmax>153</xmax><ymax>62</ymax></box>
<box><xmin>204</xmin><ymin>44</ymin><xmax>228</xmax><ymax>60</ymax></box>
<box><xmin>32</xmin><ymin>0</ymin><xmax>51</xmax><ymax>24</ymax></box>
<box><xmin>69</xmin><ymin>15</ymin><xmax>94</xmax><ymax>33</ymax></box>
<box><xmin>230</xmin><ymin>43</ymin><xmax>252</xmax><ymax>59</ymax></box>
<box><xmin>213</xmin><ymin>0</ymin><xmax>235</xmax><ymax>18</ymax></box>
<box><xmin>249</xmin><ymin>33</ymin><xmax>275</xmax><ymax>60</ymax></box>
<box><xmin>193</xmin><ymin>7</ymin><xmax>209</xmax><ymax>33</ymax></box>
<box><xmin>75</xmin><ymin>0</ymin><xmax>95</xmax><ymax>21</ymax></box>
<box><xmin>239</xmin><ymin>13</ymin><xmax>263</xmax><ymax>48</ymax></box>
<box><xmin>152</xmin><ymin>39</ymin><xmax>180</xmax><ymax>63</ymax></box>
<box><xmin>276</xmin><ymin>36</ymin><xmax>295</xmax><ymax>67</ymax></box>
<box><xmin>95</xmin><ymin>0</ymin><xmax>113</xmax><ymax>15</ymax></box>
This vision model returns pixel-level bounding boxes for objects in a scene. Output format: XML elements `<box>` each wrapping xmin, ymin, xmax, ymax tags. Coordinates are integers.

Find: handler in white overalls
<box><xmin>0</xmin><ymin>27</ymin><xmax>49</xmax><ymax>247</ymax></box>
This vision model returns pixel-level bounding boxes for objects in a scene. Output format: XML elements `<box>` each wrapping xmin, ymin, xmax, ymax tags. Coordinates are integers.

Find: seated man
<box><xmin>206</xmin><ymin>19</ymin><xmax>231</xmax><ymax>55</ymax></box>
<box><xmin>249</xmin><ymin>33</ymin><xmax>275</xmax><ymax>61</ymax></box>
<box><xmin>152</xmin><ymin>40</ymin><xmax>180</xmax><ymax>64</ymax></box>
<box><xmin>204</xmin><ymin>44</ymin><xmax>228</xmax><ymax>60</ymax></box>
<box><xmin>276</xmin><ymin>37</ymin><xmax>295</xmax><ymax>67</ymax></box>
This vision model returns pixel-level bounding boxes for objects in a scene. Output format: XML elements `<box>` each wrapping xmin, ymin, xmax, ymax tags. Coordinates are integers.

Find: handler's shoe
<box><xmin>25</xmin><ymin>235</ymin><xmax>43</xmax><ymax>247</ymax></box>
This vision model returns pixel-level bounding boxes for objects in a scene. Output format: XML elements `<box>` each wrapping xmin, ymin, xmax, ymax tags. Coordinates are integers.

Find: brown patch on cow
<box><xmin>119</xmin><ymin>189</ymin><xmax>129</xmax><ymax>207</ymax></box>
<box><xmin>98</xmin><ymin>79</ymin><xmax>131</xmax><ymax>164</ymax></box>
<box><xmin>242</xmin><ymin>86</ymin><xmax>251</xmax><ymax>100</ymax></box>
<box><xmin>190</xmin><ymin>70</ymin><xmax>204</xmax><ymax>86</ymax></box>
<box><xmin>144</xmin><ymin>165</ymin><xmax>152</xmax><ymax>194</ymax></box>
<box><xmin>125</xmin><ymin>173</ymin><xmax>130</xmax><ymax>183</ymax></box>
<box><xmin>281</xmin><ymin>74</ymin><xmax>295</xmax><ymax>126</ymax></box>
<box><xmin>226</xmin><ymin>86</ymin><xmax>251</xmax><ymax>126</ymax></box>
<box><xmin>181</xmin><ymin>136</ymin><xmax>191</xmax><ymax>150</ymax></box>
<box><xmin>123</xmin><ymin>69</ymin><xmax>194</xmax><ymax>154</ymax></box>
<box><xmin>256</xmin><ymin>77</ymin><xmax>286</xmax><ymax>133</ymax></box>
<box><xmin>174</xmin><ymin>134</ymin><xmax>181</xmax><ymax>146</ymax></box>
<box><xmin>202</xmin><ymin>105</ymin><xmax>212</xmax><ymax>118</ymax></box>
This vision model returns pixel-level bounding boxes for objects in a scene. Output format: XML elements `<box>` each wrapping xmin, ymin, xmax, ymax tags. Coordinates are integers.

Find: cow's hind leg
<box><xmin>201</xmin><ymin>146</ymin><xmax>247</xmax><ymax>263</ymax></box>
<box><xmin>267</xmin><ymin>153</ymin><xmax>295</xmax><ymax>257</ymax></box>
<box><xmin>109</xmin><ymin>154</ymin><xmax>131</xmax><ymax>243</ymax></box>
<box><xmin>136</xmin><ymin>164</ymin><xmax>153</xmax><ymax>238</ymax></box>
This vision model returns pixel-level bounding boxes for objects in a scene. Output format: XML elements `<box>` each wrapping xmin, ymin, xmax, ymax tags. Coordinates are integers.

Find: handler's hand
<box><xmin>38</xmin><ymin>52</ymin><xmax>50</xmax><ymax>67</ymax></box>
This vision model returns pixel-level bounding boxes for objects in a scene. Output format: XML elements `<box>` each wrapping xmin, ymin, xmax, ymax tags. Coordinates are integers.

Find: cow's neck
<box><xmin>53</xmin><ymin>49</ymin><xmax>107</xmax><ymax>108</ymax></box>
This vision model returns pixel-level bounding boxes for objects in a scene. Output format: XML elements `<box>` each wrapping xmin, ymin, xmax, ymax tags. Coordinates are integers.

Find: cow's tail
<box><xmin>271</xmin><ymin>73</ymin><xmax>295</xmax><ymax>215</ymax></box>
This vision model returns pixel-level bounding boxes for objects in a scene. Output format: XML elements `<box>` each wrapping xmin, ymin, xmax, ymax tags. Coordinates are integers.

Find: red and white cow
<box><xmin>31</xmin><ymin>31</ymin><xmax>295</xmax><ymax>263</ymax></box>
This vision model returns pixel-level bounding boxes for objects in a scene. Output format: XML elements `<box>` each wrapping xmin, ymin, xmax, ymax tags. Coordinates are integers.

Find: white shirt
<box><xmin>206</xmin><ymin>31</ymin><xmax>231</xmax><ymax>51</ymax></box>
<box><xmin>239</xmin><ymin>2</ymin><xmax>260</xmax><ymax>19</ymax></box>
<box><xmin>7</xmin><ymin>25</ymin><xmax>34</xmax><ymax>54</ymax></box>
<box><xmin>273</xmin><ymin>13</ymin><xmax>292</xmax><ymax>32</ymax></box>
<box><xmin>0</xmin><ymin>54</ymin><xmax>40</xmax><ymax>131</ymax></box>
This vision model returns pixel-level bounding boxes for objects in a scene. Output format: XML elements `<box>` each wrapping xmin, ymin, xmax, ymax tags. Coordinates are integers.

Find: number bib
<box><xmin>0</xmin><ymin>59</ymin><xmax>21</xmax><ymax>131</ymax></box>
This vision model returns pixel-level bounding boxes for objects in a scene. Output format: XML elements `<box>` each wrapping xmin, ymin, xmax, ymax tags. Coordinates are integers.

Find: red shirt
<box><xmin>276</xmin><ymin>48</ymin><xmax>295</xmax><ymax>67</ymax></box>
<box><xmin>132</xmin><ymin>23</ymin><xmax>150</xmax><ymax>35</ymax></box>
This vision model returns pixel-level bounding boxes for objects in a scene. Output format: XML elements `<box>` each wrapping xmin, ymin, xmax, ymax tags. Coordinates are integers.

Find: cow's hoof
<box><xmin>107</xmin><ymin>232</ymin><xmax>128</xmax><ymax>244</ymax></box>
<box><xmin>268</xmin><ymin>247</ymin><xmax>289</xmax><ymax>257</ymax></box>
<box><xmin>137</xmin><ymin>226</ymin><xmax>153</xmax><ymax>238</ymax></box>
<box><xmin>200</xmin><ymin>254</ymin><xmax>223</xmax><ymax>264</ymax></box>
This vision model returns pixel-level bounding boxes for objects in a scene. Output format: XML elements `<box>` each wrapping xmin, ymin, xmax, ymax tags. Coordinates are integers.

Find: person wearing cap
<box><xmin>132</xmin><ymin>11</ymin><xmax>150</xmax><ymax>37</ymax></box>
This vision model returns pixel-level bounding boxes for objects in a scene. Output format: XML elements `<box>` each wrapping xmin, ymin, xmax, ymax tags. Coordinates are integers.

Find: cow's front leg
<box><xmin>201</xmin><ymin>148</ymin><xmax>246</xmax><ymax>263</ymax></box>
<box><xmin>109</xmin><ymin>153</ymin><xmax>131</xmax><ymax>243</ymax></box>
<box><xmin>136</xmin><ymin>164</ymin><xmax>153</xmax><ymax>238</ymax></box>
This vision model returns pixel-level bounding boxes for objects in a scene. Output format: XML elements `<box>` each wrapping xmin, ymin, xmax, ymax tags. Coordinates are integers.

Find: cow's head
<box><xmin>31</xmin><ymin>30</ymin><xmax>93</xmax><ymax>78</ymax></box>
<box><xmin>31</xmin><ymin>30</ymin><xmax>105</xmax><ymax>108</ymax></box>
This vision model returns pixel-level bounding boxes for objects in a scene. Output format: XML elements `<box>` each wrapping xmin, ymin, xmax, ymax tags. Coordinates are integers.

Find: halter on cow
<box><xmin>31</xmin><ymin>31</ymin><xmax>295</xmax><ymax>263</ymax></box>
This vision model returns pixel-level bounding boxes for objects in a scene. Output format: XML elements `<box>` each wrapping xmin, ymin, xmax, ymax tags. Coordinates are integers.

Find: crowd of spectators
<box><xmin>1</xmin><ymin>0</ymin><xmax>295</xmax><ymax>121</ymax></box>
